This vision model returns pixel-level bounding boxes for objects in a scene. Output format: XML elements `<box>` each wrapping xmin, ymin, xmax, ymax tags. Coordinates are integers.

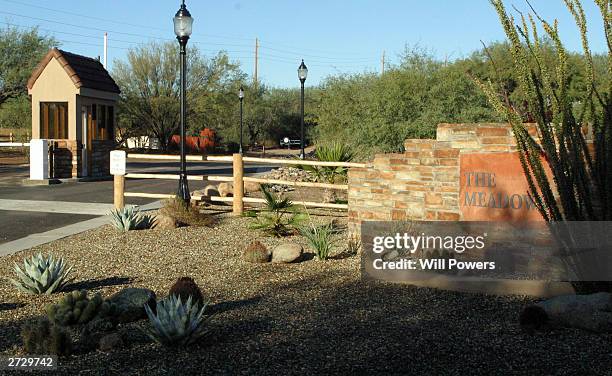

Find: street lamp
<box><xmin>173</xmin><ymin>0</ymin><xmax>193</xmax><ymax>204</ymax></box>
<box><xmin>238</xmin><ymin>85</ymin><xmax>244</xmax><ymax>154</ymax></box>
<box><xmin>297</xmin><ymin>60</ymin><xmax>308</xmax><ymax>159</ymax></box>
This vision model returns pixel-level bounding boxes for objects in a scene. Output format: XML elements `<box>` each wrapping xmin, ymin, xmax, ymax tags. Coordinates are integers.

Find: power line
<box><xmin>0</xmin><ymin>0</ymin><xmax>254</xmax><ymax>42</ymax></box>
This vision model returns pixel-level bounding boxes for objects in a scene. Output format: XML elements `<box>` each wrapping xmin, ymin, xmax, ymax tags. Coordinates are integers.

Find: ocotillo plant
<box><xmin>476</xmin><ymin>0</ymin><xmax>612</xmax><ymax>293</ymax></box>
<box><xmin>477</xmin><ymin>0</ymin><xmax>611</xmax><ymax>223</ymax></box>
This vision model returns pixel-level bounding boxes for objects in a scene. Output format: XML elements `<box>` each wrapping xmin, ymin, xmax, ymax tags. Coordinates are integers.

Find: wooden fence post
<box><xmin>114</xmin><ymin>175</ymin><xmax>125</xmax><ymax>210</ymax></box>
<box><xmin>233</xmin><ymin>153</ymin><xmax>244</xmax><ymax>215</ymax></box>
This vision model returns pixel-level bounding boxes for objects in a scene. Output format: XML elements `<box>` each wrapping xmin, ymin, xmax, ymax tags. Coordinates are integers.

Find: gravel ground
<box><xmin>0</xmin><ymin>213</ymin><xmax>611</xmax><ymax>375</ymax></box>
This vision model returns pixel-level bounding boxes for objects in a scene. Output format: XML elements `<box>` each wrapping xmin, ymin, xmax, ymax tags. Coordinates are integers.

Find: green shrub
<box><xmin>159</xmin><ymin>197</ymin><xmax>214</xmax><ymax>227</ymax></box>
<box><xmin>21</xmin><ymin>318</ymin><xmax>72</xmax><ymax>356</ymax></box>
<box><xmin>299</xmin><ymin>142</ymin><xmax>354</xmax><ymax>183</ymax></box>
<box><xmin>299</xmin><ymin>223</ymin><xmax>337</xmax><ymax>260</ymax></box>
<box><xmin>142</xmin><ymin>295</ymin><xmax>210</xmax><ymax>347</ymax></box>
<box><xmin>9</xmin><ymin>253</ymin><xmax>73</xmax><ymax>294</ymax></box>
<box><xmin>248</xmin><ymin>185</ymin><xmax>305</xmax><ymax>237</ymax></box>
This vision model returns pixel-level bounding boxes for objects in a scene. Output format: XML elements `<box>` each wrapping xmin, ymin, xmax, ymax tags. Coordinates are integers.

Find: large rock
<box><xmin>531</xmin><ymin>292</ymin><xmax>612</xmax><ymax>333</ymax></box>
<box><xmin>98</xmin><ymin>333</ymin><xmax>124</xmax><ymax>352</ymax></box>
<box><xmin>218</xmin><ymin>182</ymin><xmax>261</xmax><ymax>197</ymax></box>
<box><xmin>153</xmin><ymin>214</ymin><xmax>178</xmax><ymax>230</ymax></box>
<box><xmin>110</xmin><ymin>288</ymin><xmax>156</xmax><ymax>323</ymax></box>
<box><xmin>271</xmin><ymin>243</ymin><xmax>303</xmax><ymax>263</ymax></box>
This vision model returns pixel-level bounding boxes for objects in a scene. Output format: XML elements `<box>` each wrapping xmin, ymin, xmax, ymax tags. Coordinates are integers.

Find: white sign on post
<box><xmin>110</xmin><ymin>150</ymin><xmax>126</xmax><ymax>176</ymax></box>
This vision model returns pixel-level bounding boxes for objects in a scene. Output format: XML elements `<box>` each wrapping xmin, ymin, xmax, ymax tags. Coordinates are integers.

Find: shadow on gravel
<box><xmin>209</xmin><ymin>296</ymin><xmax>262</xmax><ymax>315</ymax></box>
<box><xmin>66</xmin><ymin>276</ymin><xmax>134</xmax><ymax>291</ymax></box>
<box><xmin>0</xmin><ymin>302</ymin><xmax>25</xmax><ymax>311</ymax></box>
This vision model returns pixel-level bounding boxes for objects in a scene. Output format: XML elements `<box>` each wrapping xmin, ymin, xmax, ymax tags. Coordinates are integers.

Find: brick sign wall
<box><xmin>348</xmin><ymin>123</ymin><xmax>548</xmax><ymax>236</ymax></box>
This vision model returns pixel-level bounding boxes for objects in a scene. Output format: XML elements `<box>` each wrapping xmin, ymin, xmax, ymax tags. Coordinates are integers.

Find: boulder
<box><xmin>153</xmin><ymin>214</ymin><xmax>178</xmax><ymax>230</ymax></box>
<box><xmin>531</xmin><ymin>292</ymin><xmax>612</xmax><ymax>333</ymax></box>
<box><xmin>109</xmin><ymin>288</ymin><xmax>156</xmax><ymax>323</ymax></box>
<box><xmin>271</xmin><ymin>243</ymin><xmax>303</xmax><ymax>263</ymax></box>
<box><xmin>218</xmin><ymin>182</ymin><xmax>261</xmax><ymax>197</ymax></box>
<box><xmin>98</xmin><ymin>333</ymin><xmax>124</xmax><ymax>352</ymax></box>
<box><xmin>218</xmin><ymin>183</ymin><xmax>233</xmax><ymax>197</ymax></box>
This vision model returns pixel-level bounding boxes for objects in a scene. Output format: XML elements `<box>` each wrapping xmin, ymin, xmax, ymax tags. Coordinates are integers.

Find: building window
<box><xmin>93</xmin><ymin>104</ymin><xmax>114</xmax><ymax>140</ymax></box>
<box><xmin>40</xmin><ymin>102</ymin><xmax>68</xmax><ymax>139</ymax></box>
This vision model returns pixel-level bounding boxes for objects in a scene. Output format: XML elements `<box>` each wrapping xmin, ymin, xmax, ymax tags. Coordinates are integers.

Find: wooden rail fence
<box><xmin>116</xmin><ymin>152</ymin><xmax>365</xmax><ymax>214</ymax></box>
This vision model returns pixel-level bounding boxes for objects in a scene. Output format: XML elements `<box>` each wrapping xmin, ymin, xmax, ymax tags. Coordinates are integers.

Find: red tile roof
<box><xmin>27</xmin><ymin>48</ymin><xmax>120</xmax><ymax>94</ymax></box>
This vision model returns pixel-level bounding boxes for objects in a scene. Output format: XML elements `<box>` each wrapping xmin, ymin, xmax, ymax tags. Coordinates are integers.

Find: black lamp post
<box><xmin>298</xmin><ymin>59</ymin><xmax>308</xmax><ymax>159</ymax></box>
<box><xmin>173</xmin><ymin>0</ymin><xmax>193</xmax><ymax>204</ymax></box>
<box><xmin>238</xmin><ymin>85</ymin><xmax>244</xmax><ymax>154</ymax></box>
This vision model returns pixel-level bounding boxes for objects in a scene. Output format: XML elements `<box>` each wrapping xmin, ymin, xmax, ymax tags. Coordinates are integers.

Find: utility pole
<box><xmin>381</xmin><ymin>50</ymin><xmax>385</xmax><ymax>75</ymax></box>
<box><xmin>103</xmin><ymin>32</ymin><xmax>108</xmax><ymax>69</ymax></box>
<box><xmin>254</xmin><ymin>37</ymin><xmax>259</xmax><ymax>89</ymax></box>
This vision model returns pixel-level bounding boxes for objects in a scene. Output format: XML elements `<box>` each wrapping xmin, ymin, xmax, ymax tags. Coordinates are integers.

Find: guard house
<box><xmin>27</xmin><ymin>48</ymin><xmax>120</xmax><ymax>178</ymax></box>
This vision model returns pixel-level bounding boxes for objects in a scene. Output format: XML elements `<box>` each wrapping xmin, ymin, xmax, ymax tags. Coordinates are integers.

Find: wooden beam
<box><xmin>124</xmin><ymin>192</ymin><xmax>175</xmax><ymax>199</ymax></box>
<box><xmin>127</xmin><ymin>153</ymin><xmax>205</xmax><ymax>161</ymax></box>
<box><xmin>125</xmin><ymin>173</ymin><xmax>206</xmax><ymax>181</ymax></box>
<box><xmin>208</xmin><ymin>196</ymin><xmax>348</xmax><ymax>210</ymax></box>
<box><xmin>206</xmin><ymin>155</ymin><xmax>366</xmax><ymax>167</ymax></box>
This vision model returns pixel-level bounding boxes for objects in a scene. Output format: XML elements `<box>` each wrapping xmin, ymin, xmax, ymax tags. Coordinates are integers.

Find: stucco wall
<box><xmin>29</xmin><ymin>57</ymin><xmax>79</xmax><ymax>140</ymax></box>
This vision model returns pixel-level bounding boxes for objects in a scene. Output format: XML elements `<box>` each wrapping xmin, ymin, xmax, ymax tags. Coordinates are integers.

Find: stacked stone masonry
<box><xmin>49</xmin><ymin>139</ymin><xmax>113</xmax><ymax>178</ymax></box>
<box><xmin>347</xmin><ymin>123</ymin><xmax>538</xmax><ymax>235</ymax></box>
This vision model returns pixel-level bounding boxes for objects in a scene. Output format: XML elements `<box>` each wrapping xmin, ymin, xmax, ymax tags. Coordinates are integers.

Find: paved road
<box><xmin>0</xmin><ymin>159</ymin><xmax>275</xmax><ymax>245</ymax></box>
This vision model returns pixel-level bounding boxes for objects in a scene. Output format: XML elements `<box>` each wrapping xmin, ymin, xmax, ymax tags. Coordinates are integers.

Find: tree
<box><xmin>0</xmin><ymin>25</ymin><xmax>57</xmax><ymax>130</ymax></box>
<box><xmin>0</xmin><ymin>25</ymin><xmax>57</xmax><ymax>106</ymax></box>
<box><xmin>113</xmin><ymin>42</ymin><xmax>244</xmax><ymax>150</ymax></box>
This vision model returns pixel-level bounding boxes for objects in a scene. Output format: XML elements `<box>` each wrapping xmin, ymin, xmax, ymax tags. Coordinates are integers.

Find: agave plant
<box><xmin>141</xmin><ymin>295</ymin><xmax>209</xmax><ymax>347</ymax></box>
<box><xmin>108</xmin><ymin>206</ymin><xmax>152</xmax><ymax>231</ymax></box>
<box><xmin>9</xmin><ymin>253</ymin><xmax>73</xmax><ymax>294</ymax></box>
<box><xmin>249</xmin><ymin>185</ymin><xmax>305</xmax><ymax>237</ymax></box>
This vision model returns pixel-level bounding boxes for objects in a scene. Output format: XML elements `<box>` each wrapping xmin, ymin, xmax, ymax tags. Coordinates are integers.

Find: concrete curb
<box><xmin>0</xmin><ymin>201</ymin><xmax>162</xmax><ymax>257</ymax></box>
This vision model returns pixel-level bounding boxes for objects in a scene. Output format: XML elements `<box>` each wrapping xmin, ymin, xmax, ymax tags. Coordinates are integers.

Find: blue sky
<box><xmin>1</xmin><ymin>0</ymin><xmax>607</xmax><ymax>88</ymax></box>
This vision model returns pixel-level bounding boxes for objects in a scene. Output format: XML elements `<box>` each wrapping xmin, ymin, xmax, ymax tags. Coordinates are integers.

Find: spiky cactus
<box><xmin>9</xmin><ymin>253</ymin><xmax>73</xmax><ymax>294</ymax></box>
<box><xmin>46</xmin><ymin>290</ymin><xmax>117</xmax><ymax>326</ymax></box>
<box><xmin>21</xmin><ymin>318</ymin><xmax>72</xmax><ymax>356</ymax></box>
<box><xmin>141</xmin><ymin>295</ymin><xmax>209</xmax><ymax>347</ymax></box>
<box><xmin>108</xmin><ymin>206</ymin><xmax>153</xmax><ymax>231</ymax></box>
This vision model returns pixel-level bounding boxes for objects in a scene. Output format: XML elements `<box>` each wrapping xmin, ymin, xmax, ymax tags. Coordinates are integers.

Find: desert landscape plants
<box><xmin>247</xmin><ymin>185</ymin><xmax>305</xmax><ymax>236</ymax></box>
<box><xmin>242</xmin><ymin>241</ymin><xmax>271</xmax><ymax>263</ymax></box>
<box><xmin>108</xmin><ymin>206</ymin><xmax>153</xmax><ymax>232</ymax></box>
<box><xmin>46</xmin><ymin>290</ymin><xmax>118</xmax><ymax>326</ymax></box>
<box><xmin>159</xmin><ymin>197</ymin><xmax>214</xmax><ymax>227</ymax></box>
<box><xmin>21</xmin><ymin>318</ymin><xmax>73</xmax><ymax>356</ymax></box>
<box><xmin>142</xmin><ymin>295</ymin><xmax>210</xmax><ymax>347</ymax></box>
<box><xmin>9</xmin><ymin>252</ymin><xmax>72</xmax><ymax>294</ymax></box>
<box><xmin>478</xmin><ymin>0</ymin><xmax>612</xmax><ymax>293</ymax></box>
<box><xmin>168</xmin><ymin>277</ymin><xmax>205</xmax><ymax>306</ymax></box>
<box><xmin>299</xmin><ymin>223</ymin><xmax>337</xmax><ymax>260</ymax></box>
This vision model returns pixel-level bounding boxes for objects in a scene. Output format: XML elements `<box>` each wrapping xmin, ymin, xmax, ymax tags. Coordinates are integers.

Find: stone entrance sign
<box><xmin>460</xmin><ymin>153</ymin><xmax>542</xmax><ymax>221</ymax></box>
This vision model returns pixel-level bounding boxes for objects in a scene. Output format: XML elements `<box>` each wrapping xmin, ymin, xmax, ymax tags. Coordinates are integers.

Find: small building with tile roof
<box><xmin>27</xmin><ymin>48</ymin><xmax>120</xmax><ymax>178</ymax></box>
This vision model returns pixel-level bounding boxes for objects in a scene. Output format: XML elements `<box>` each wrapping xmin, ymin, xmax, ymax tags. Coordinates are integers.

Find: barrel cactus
<box><xmin>168</xmin><ymin>277</ymin><xmax>204</xmax><ymax>307</ymax></box>
<box><xmin>142</xmin><ymin>295</ymin><xmax>209</xmax><ymax>347</ymax></box>
<box><xmin>9</xmin><ymin>253</ymin><xmax>73</xmax><ymax>294</ymax></box>
<box><xmin>108</xmin><ymin>206</ymin><xmax>153</xmax><ymax>231</ymax></box>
